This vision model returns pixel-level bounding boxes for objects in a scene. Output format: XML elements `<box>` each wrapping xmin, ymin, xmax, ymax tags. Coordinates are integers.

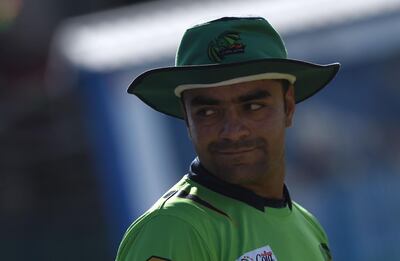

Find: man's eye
<box><xmin>247</xmin><ymin>103</ymin><xmax>263</xmax><ymax>111</ymax></box>
<box><xmin>197</xmin><ymin>109</ymin><xmax>216</xmax><ymax>117</ymax></box>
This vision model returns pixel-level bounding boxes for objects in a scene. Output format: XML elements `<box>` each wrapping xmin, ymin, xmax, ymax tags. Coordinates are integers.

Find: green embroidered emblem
<box><xmin>207</xmin><ymin>31</ymin><xmax>246</xmax><ymax>62</ymax></box>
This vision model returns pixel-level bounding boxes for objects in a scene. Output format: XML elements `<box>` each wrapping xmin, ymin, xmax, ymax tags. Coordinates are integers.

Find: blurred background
<box><xmin>1</xmin><ymin>0</ymin><xmax>399</xmax><ymax>260</ymax></box>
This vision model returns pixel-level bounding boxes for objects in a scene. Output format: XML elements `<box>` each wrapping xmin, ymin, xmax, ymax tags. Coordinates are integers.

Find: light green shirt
<box><xmin>116</xmin><ymin>161</ymin><xmax>332</xmax><ymax>261</ymax></box>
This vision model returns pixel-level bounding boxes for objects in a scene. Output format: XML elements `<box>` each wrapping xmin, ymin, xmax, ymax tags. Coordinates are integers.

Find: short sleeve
<box><xmin>116</xmin><ymin>214</ymin><xmax>211</xmax><ymax>261</ymax></box>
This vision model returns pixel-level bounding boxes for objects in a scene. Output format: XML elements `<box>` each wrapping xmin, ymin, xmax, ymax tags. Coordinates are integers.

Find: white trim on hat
<box><xmin>174</xmin><ymin>72</ymin><xmax>296</xmax><ymax>97</ymax></box>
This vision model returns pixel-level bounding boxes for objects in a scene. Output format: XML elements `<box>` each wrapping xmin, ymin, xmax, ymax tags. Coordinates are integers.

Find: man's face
<box><xmin>182</xmin><ymin>79</ymin><xmax>295</xmax><ymax>188</ymax></box>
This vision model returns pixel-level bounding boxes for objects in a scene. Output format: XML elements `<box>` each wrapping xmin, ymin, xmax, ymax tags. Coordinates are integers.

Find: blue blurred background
<box><xmin>1</xmin><ymin>0</ymin><xmax>400</xmax><ymax>260</ymax></box>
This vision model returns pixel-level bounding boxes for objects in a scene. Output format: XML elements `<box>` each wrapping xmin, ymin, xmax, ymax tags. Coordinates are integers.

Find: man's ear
<box><xmin>284</xmin><ymin>85</ymin><xmax>295</xmax><ymax>127</ymax></box>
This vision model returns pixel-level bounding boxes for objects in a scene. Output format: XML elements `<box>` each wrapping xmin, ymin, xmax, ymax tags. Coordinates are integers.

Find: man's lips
<box><xmin>215</xmin><ymin>148</ymin><xmax>258</xmax><ymax>155</ymax></box>
<box><xmin>208</xmin><ymin>138</ymin><xmax>267</xmax><ymax>155</ymax></box>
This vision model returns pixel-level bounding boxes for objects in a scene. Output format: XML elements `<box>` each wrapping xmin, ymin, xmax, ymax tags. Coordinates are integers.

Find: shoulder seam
<box><xmin>175</xmin><ymin>189</ymin><xmax>232</xmax><ymax>220</ymax></box>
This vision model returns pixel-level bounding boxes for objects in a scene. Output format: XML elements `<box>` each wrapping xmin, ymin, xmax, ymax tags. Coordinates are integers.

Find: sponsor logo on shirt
<box><xmin>236</xmin><ymin>245</ymin><xmax>278</xmax><ymax>261</ymax></box>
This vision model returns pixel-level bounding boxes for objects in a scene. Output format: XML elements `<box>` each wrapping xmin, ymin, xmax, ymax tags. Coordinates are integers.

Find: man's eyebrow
<box><xmin>238</xmin><ymin>89</ymin><xmax>271</xmax><ymax>103</ymax></box>
<box><xmin>190</xmin><ymin>95</ymin><xmax>220</xmax><ymax>106</ymax></box>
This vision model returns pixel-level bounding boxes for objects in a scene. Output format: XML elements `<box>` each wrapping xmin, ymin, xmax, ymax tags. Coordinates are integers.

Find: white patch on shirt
<box><xmin>236</xmin><ymin>245</ymin><xmax>278</xmax><ymax>261</ymax></box>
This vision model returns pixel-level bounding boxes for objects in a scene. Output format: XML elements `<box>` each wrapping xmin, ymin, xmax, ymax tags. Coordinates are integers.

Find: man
<box><xmin>116</xmin><ymin>17</ymin><xmax>340</xmax><ymax>261</ymax></box>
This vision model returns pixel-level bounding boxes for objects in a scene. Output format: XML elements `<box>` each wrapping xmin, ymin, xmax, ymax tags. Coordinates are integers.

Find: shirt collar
<box><xmin>188</xmin><ymin>158</ymin><xmax>292</xmax><ymax>212</ymax></box>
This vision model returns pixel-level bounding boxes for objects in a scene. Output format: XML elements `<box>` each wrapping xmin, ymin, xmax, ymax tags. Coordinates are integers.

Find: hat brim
<box><xmin>128</xmin><ymin>58</ymin><xmax>340</xmax><ymax>119</ymax></box>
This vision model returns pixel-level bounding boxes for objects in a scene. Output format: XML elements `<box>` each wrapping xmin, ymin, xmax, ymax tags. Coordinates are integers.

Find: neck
<box><xmin>190</xmin><ymin>158</ymin><xmax>291</xmax><ymax>210</ymax></box>
<box><xmin>240</xmin><ymin>172</ymin><xmax>285</xmax><ymax>199</ymax></box>
<box><xmin>224</xmin><ymin>159</ymin><xmax>286</xmax><ymax>200</ymax></box>
<box><xmin>200</xmin><ymin>157</ymin><xmax>286</xmax><ymax>200</ymax></box>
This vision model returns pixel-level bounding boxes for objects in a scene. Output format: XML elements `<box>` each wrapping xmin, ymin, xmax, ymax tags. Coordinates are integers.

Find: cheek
<box><xmin>252</xmin><ymin>108</ymin><xmax>286</xmax><ymax>131</ymax></box>
<box><xmin>188</xmin><ymin>121</ymin><xmax>215</xmax><ymax>150</ymax></box>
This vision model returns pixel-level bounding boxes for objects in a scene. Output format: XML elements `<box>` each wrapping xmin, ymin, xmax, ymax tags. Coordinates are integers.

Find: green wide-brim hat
<box><xmin>128</xmin><ymin>17</ymin><xmax>340</xmax><ymax>119</ymax></box>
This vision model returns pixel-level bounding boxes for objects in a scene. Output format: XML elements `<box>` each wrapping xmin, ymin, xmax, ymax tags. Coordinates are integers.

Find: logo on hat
<box><xmin>208</xmin><ymin>31</ymin><xmax>246</xmax><ymax>63</ymax></box>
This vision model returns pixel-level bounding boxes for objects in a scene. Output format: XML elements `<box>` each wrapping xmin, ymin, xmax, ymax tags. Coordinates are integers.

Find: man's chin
<box><xmin>216</xmin><ymin>166</ymin><xmax>266</xmax><ymax>186</ymax></box>
<box><xmin>213</xmin><ymin>160</ymin><xmax>268</xmax><ymax>179</ymax></box>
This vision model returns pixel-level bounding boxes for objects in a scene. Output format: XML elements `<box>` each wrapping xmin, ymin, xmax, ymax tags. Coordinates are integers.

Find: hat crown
<box><xmin>176</xmin><ymin>17</ymin><xmax>288</xmax><ymax>66</ymax></box>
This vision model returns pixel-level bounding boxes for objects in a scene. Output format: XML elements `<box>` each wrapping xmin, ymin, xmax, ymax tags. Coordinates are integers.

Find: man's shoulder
<box><xmin>128</xmin><ymin>175</ymin><xmax>222</xmax><ymax>233</ymax></box>
<box><xmin>292</xmin><ymin>201</ymin><xmax>328</xmax><ymax>241</ymax></box>
<box><xmin>117</xmin><ymin>210</ymin><xmax>212</xmax><ymax>261</ymax></box>
<box><xmin>116</xmin><ymin>177</ymin><xmax>218</xmax><ymax>260</ymax></box>
<box><xmin>292</xmin><ymin>201</ymin><xmax>320</xmax><ymax>225</ymax></box>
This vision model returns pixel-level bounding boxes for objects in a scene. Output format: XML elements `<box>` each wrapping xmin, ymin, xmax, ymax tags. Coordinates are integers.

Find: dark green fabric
<box><xmin>128</xmin><ymin>17</ymin><xmax>340</xmax><ymax>119</ymax></box>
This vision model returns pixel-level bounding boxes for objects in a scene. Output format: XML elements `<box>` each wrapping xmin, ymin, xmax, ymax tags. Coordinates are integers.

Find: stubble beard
<box><xmin>211</xmin><ymin>153</ymin><xmax>271</xmax><ymax>187</ymax></box>
<box><xmin>203</xmin><ymin>137</ymin><xmax>272</xmax><ymax>187</ymax></box>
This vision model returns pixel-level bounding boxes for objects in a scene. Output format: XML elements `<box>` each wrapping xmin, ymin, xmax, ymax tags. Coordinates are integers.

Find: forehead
<box><xmin>182</xmin><ymin>79</ymin><xmax>282</xmax><ymax>104</ymax></box>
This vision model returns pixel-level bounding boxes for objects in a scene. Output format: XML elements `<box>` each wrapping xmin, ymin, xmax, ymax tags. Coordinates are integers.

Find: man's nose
<box><xmin>219</xmin><ymin>109</ymin><xmax>250</xmax><ymax>141</ymax></box>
